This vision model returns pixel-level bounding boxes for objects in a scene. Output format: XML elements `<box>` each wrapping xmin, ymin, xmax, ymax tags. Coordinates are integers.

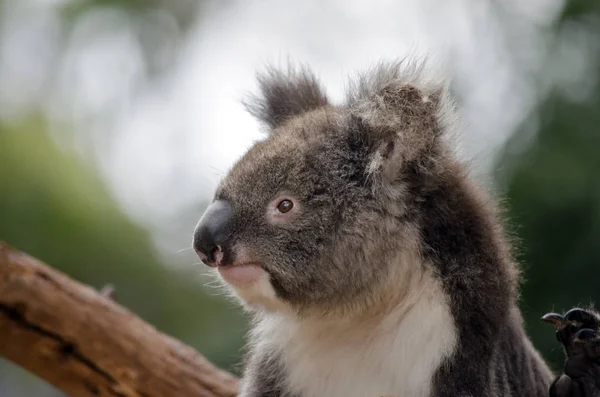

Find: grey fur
<box><xmin>204</xmin><ymin>60</ymin><xmax>557</xmax><ymax>396</ymax></box>
<box><xmin>243</xmin><ymin>64</ymin><xmax>329</xmax><ymax>130</ymax></box>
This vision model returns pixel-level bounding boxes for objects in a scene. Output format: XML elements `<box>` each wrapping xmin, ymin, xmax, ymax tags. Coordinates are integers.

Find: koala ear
<box><xmin>347</xmin><ymin>60</ymin><xmax>454</xmax><ymax>181</ymax></box>
<box><xmin>244</xmin><ymin>64</ymin><xmax>329</xmax><ymax>130</ymax></box>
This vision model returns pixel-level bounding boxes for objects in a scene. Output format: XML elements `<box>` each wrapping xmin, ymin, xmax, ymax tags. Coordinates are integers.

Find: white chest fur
<box><xmin>252</xmin><ymin>275</ymin><xmax>457</xmax><ymax>397</ymax></box>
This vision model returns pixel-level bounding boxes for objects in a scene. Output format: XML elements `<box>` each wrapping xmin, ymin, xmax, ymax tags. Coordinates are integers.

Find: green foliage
<box><xmin>561</xmin><ymin>0</ymin><xmax>600</xmax><ymax>19</ymax></box>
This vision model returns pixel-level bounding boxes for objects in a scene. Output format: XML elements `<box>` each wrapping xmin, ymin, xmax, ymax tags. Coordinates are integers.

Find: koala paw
<box><xmin>543</xmin><ymin>308</ymin><xmax>600</xmax><ymax>397</ymax></box>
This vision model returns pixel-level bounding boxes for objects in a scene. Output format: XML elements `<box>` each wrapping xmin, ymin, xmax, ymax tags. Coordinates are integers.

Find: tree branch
<box><xmin>0</xmin><ymin>241</ymin><xmax>240</xmax><ymax>397</ymax></box>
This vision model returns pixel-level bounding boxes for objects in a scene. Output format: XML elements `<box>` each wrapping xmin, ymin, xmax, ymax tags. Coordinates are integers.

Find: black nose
<box><xmin>193</xmin><ymin>200</ymin><xmax>233</xmax><ymax>267</ymax></box>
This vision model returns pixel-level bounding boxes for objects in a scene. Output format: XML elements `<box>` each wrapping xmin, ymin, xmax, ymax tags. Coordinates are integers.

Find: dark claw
<box><xmin>564</xmin><ymin>309</ymin><xmax>599</xmax><ymax>328</ymax></box>
<box><xmin>543</xmin><ymin>313</ymin><xmax>566</xmax><ymax>329</ymax></box>
<box><xmin>574</xmin><ymin>329</ymin><xmax>598</xmax><ymax>343</ymax></box>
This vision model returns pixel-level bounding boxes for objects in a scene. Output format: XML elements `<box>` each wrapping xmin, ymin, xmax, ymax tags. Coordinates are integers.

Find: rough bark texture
<box><xmin>0</xmin><ymin>241</ymin><xmax>240</xmax><ymax>397</ymax></box>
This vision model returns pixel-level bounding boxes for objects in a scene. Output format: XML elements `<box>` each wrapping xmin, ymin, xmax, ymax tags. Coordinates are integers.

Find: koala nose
<box><xmin>193</xmin><ymin>200</ymin><xmax>233</xmax><ymax>267</ymax></box>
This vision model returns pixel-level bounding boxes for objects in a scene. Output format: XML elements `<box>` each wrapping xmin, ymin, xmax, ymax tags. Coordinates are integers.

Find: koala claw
<box><xmin>564</xmin><ymin>309</ymin><xmax>600</xmax><ymax>327</ymax></box>
<box><xmin>573</xmin><ymin>329</ymin><xmax>598</xmax><ymax>344</ymax></box>
<box><xmin>544</xmin><ymin>308</ymin><xmax>600</xmax><ymax>397</ymax></box>
<box><xmin>543</xmin><ymin>313</ymin><xmax>568</xmax><ymax>329</ymax></box>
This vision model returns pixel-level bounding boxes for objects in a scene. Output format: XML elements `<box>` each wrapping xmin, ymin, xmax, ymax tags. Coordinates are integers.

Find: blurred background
<box><xmin>0</xmin><ymin>0</ymin><xmax>598</xmax><ymax>395</ymax></box>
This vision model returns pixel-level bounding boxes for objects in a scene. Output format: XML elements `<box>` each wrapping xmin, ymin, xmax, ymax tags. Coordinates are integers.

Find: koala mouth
<box><xmin>217</xmin><ymin>263</ymin><xmax>266</xmax><ymax>286</ymax></box>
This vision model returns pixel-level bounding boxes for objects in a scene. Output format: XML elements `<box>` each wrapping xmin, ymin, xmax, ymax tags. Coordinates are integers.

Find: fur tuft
<box><xmin>244</xmin><ymin>64</ymin><xmax>329</xmax><ymax>130</ymax></box>
<box><xmin>304</xmin><ymin>59</ymin><xmax>452</xmax><ymax>187</ymax></box>
<box><xmin>346</xmin><ymin>58</ymin><xmax>448</xmax><ymax>105</ymax></box>
<box><xmin>346</xmin><ymin>59</ymin><xmax>458</xmax><ymax>170</ymax></box>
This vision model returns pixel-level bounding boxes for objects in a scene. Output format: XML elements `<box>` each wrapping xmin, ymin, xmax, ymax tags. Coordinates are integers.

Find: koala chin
<box><xmin>218</xmin><ymin>243</ymin><xmax>288</xmax><ymax>313</ymax></box>
<box><xmin>192</xmin><ymin>60</ymin><xmax>599</xmax><ymax>397</ymax></box>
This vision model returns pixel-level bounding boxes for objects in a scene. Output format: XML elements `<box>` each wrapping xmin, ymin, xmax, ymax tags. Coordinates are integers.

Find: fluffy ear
<box><xmin>347</xmin><ymin>60</ymin><xmax>454</xmax><ymax>181</ymax></box>
<box><xmin>244</xmin><ymin>65</ymin><xmax>329</xmax><ymax>130</ymax></box>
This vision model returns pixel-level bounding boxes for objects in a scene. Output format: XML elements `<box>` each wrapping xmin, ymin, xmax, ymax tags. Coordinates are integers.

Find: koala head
<box><xmin>193</xmin><ymin>61</ymin><xmax>456</xmax><ymax>315</ymax></box>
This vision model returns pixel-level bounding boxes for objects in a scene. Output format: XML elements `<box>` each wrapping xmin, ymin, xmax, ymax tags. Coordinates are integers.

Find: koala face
<box><xmin>193</xmin><ymin>62</ymin><xmax>450</xmax><ymax>313</ymax></box>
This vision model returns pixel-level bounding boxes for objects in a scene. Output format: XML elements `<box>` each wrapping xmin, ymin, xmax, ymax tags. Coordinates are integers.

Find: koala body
<box><xmin>193</xmin><ymin>61</ymin><xmax>555</xmax><ymax>397</ymax></box>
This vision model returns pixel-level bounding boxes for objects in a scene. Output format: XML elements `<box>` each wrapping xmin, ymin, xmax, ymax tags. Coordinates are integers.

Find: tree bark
<box><xmin>0</xmin><ymin>241</ymin><xmax>240</xmax><ymax>397</ymax></box>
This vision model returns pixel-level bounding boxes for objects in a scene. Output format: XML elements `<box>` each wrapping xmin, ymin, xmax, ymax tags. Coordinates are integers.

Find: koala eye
<box><xmin>267</xmin><ymin>195</ymin><xmax>299</xmax><ymax>225</ymax></box>
<box><xmin>277</xmin><ymin>199</ymin><xmax>294</xmax><ymax>213</ymax></box>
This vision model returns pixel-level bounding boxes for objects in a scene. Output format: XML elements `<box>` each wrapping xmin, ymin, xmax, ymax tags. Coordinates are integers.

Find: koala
<box><xmin>192</xmin><ymin>60</ymin><xmax>600</xmax><ymax>397</ymax></box>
